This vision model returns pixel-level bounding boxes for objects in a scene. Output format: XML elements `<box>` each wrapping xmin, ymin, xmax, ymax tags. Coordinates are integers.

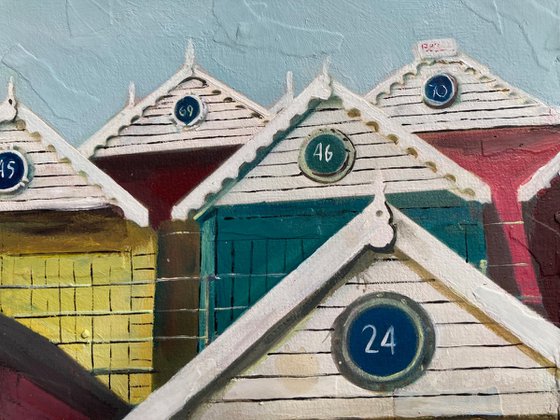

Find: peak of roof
<box><xmin>0</xmin><ymin>96</ymin><xmax>149</xmax><ymax>226</ymax></box>
<box><xmin>80</xmin><ymin>58</ymin><xmax>270</xmax><ymax>159</ymax></box>
<box><xmin>129</xmin><ymin>195</ymin><xmax>560</xmax><ymax>419</ymax></box>
<box><xmin>172</xmin><ymin>75</ymin><xmax>491</xmax><ymax>220</ymax></box>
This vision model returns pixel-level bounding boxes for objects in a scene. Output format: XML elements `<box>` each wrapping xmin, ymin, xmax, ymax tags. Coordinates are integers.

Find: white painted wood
<box><xmin>80</xmin><ymin>56</ymin><xmax>270</xmax><ymax>158</ymax></box>
<box><xmin>193</xmin><ymin>393</ymin><xmax>558</xmax><ymax>419</ymax></box>
<box><xmin>173</xmin><ymin>78</ymin><xmax>490</xmax><ymax>219</ymax></box>
<box><xmin>216</xmin><ymin>368</ymin><xmax>553</xmax><ymax>401</ymax></box>
<box><xmin>365</xmin><ymin>47</ymin><xmax>560</xmax><ymax>132</ymax></box>
<box><xmin>518</xmin><ymin>149</ymin><xmax>560</xmax><ymax>201</ymax></box>
<box><xmin>129</xmin><ymin>198</ymin><xmax>560</xmax><ymax>418</ymax></box>
<box><xmin>12</xmin><ymin>106</ymin><xmax>149</xmax><ymax>226</ymax></box>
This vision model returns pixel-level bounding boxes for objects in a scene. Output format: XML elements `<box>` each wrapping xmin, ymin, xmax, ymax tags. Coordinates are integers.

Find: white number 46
<box><xmin>362</xmin><ymin>324</ymin><xmax>396</xmax><ymax>355</ymax></box>
<box><xmin>313</xmin><ymin>142</ymin><xmax>333</xmax><ymax>162</ymax></box>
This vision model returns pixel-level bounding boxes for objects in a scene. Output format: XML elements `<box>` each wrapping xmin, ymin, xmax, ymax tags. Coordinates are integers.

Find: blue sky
<box><xmin>2</xmin><ymin>0</ymin><xmax>560</xmax><ymax>145</ymax></box>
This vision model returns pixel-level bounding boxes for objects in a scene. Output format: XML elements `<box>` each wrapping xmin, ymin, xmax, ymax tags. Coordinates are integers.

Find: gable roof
<box><xmin>172</xmin><ymin>70</ymin><xmax>491</xmax><ymax>220</ymax></box>
<box><xmin>128</xmin><ymin>185</ymin><xmax>560</xmax><ymax>419</ymax></box>
<box><xmin>0</xmin><ymin>81</ymin><xmax>149</xmax><ymax>226</ymax></box>
<box><xmin>80</xmin><ymin>43</ymin><xmax>270</xmax><ymax>159</ymax></box>
<box><xmin>365</xmin><ymin>39</ymin><xmax>560</xmax><ymax>133</ymax></box>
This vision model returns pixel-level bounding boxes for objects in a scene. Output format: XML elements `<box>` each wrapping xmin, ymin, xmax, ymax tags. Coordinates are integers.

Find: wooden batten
<box><xmin>153</xmin><ymin>218</ymin><xmax>201</xmax><ymax>388</ymax></box>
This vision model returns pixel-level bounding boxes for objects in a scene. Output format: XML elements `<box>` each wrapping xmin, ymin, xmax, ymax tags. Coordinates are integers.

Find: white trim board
<box><xmin>518</xmin><ymin>151</ymin><xmax>560</xmax><ymax>201</ymax></box>
<box><xmin>365</xmin><ymin>41</ymin><xmax>560</xmax><ymax>132</ymax></box>
<box><xmin>80</xmin><ymin>60</ymin><xmax>270</xmax><ymax>159</ymax></box>
<box><xmin>127</xmin><ymin>196</ymin><xmax>560</xmax><ymax>419</ymax></box>
<box><xmin>14</xmin><ymin>105</ymin><xmax>149</xmax><ymax>226</ymax></box>
<box><xmin>171</xmin><ymin>74</ymin><xmax>491</xmax><ymax>220</ymax></box>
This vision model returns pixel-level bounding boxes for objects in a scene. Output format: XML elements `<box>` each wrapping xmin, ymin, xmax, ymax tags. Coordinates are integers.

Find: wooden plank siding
<box><xmin>0</xmin><ymin>212</ymin><xmax>157</xmax><ymax>405</ymax></box>
<box><xmin>0</xmin><ymin>120</ymin><xmax>110</xmax><ymax>211</ymax></box>
<box><xmin>200</xmin><ymin>193</ymin><xmax>486</xmax><ymax>346</ymax></box>
<box><xmin>94</xmin><ymin>77</ymin><xmax>268</xmax><ymax>158</ymax></box>
<box><xmin>218</xmin><ymin>97</ymin><xmax>456</xmax><ymax>206</ymax></box>
<box><xmin>193</xmin><ymin>250</ymin><xmax>557</xmax><ymax>419</ymax></box>
<box><xmin>368</xmin><ymin>59</ymin><xmax>559</xmax><ymax>133</ymax></box>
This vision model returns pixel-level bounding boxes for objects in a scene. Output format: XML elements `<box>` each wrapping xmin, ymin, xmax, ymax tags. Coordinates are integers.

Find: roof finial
<box><xmin>127</xmin><ymin>82</ymin><xmax>135</xmax><ymax>108</ymax></box>
<box><xmin>322</xmin><ymin>56</ymin><xmax>330</xmax><ymax>79</ymax></box>
<box><xmin>285</xmin><ymin>71</ymin><xmax>294</xmax><ymax>100</ymax></box>
<box><xmin>0</xmin><ymin>77</ymin><xmax>17</xmax><ymax>123</ymax></box>
<box><xmin>184</xmin><ymin>39</ymin><xmax>195</xmax><ymax>71</ymax></box>
<box><xmin>368</xmin><ymin>170</ymin><xmax>395</xmax><ymax>251</ymax></box>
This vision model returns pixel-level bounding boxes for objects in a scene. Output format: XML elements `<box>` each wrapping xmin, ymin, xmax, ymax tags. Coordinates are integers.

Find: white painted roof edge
<box><xmin>79</xmin><ymin>64</ymin><xmax>270</xmax><ymax>159</ymax></box>
<box><xmin>171</xmin><ymin>75</ymin><xmax>490</xmax><ymax>219</ymax></box>
<box><xmin>518</xmin><ymin>152</ymin><xmax>560</xmax><ymax>201</ymax></box>
<box><xmin>126</xmin><ymin>201</ymin><xmax>560</xmax><ymax>419</ymax></box>
<box><xmin>171</xmin><ymin>72</ymin><xmax>333</xmax><ymax>220</ymax></box>
<box><xmin>365</xmin><ymin>48</ymin><xmax>560</xmax><ymax>123</ymax></box>
<box><xmin>333</xmin><ymin>81</ymin><xmax>491</xmax><ymax>202</ymax></box>
<box><xmin>18</xmin><ymin>105</ymin><xmax>150</xmax><ymax>227</ymax></box>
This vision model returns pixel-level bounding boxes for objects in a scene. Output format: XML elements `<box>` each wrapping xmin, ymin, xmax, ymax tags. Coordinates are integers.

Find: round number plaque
<box><xmin>0</xmin><ymin>150</ymin><xmax>29</xmax><ymax>193</ymax></box>
<box><xmin>331</xmin><ymin>292</ymin><xmax>435</xmax><ymax>391</ymax></box>
<box><xmin>299</xmin><ymin>129</ymin><xmax>355</xmax><ymax>183</ymax></box>
<box><xmin>423</xmin><ymin>73</ymin><xmax>458</xmax><ymax>108</ymax></box>
<box><xmin>173</xmin><ymin>95</ymin><xmax>206</xmax><ymax>127</ymax></box>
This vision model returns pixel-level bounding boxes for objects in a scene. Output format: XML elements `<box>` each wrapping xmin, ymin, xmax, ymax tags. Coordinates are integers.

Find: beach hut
<box><xmin>0</xmin><ymin>80</ymin><xmax>155</xmax><ymax>404</ymax></box>
<box><xmin>130</xmin><ymin>184</ymin><xmax>560</xmax><ymax>419</ymax></box>
<box><xmin>172</xmin><ymin>65</ymin><xmax>491</xmax><ymax>348</ymax></box>
<box><xmin>365</xmin><ymin>38</ymin><xmax>560</xmax><ymax>314</ymax></box>
<box><xmin>79</xmin><ymin>42</ymin><xmax>270</xmax><ymax>384</ymax></box>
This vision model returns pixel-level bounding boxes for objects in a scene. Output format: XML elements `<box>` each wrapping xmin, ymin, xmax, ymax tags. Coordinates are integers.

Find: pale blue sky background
<box><xmin>2</xmin><ymin>0</ymin><xmax>560</xmax><ymax>146</ymax></box>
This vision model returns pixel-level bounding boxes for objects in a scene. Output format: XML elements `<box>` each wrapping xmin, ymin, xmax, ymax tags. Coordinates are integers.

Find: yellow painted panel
<box><xmin>129</xmin><ymin>319</ymin><xmax>152</xmax><ymax>337</ymax></box>
<box><xmin>96</xmin><ymin>374</ymin><xmax>110</xmax><ymax>388</ymax></box>
<box><xmin>75</xmin><ymin>288</ymin><xmax>93</xmax><ymax>311</ymax></box>
<box><xmin>2</xmin><ymin>289</ymin><xmax>32</xmax><ymax>314</ymax></box>
<box><xmin>110</xmin><ymin>314</ymin><xmax>131</xmax><ymax>338</ymax></box>
<box><xmin>93</xmin><ymin>343</ymin><xmax>111</xmax><ymax>370</ymax></box>
<box><xmin>93</xmin><ymin>315</ymin><xmax>112</xmax><ymax>340</ymax></box>
<box><xmin>92</xmin><ymin>285</ymin><xmax>111</xmax><ymax>312</ymax></box>
<box><xmin>108</xmin><ymin>254</ymin><xmax>132</xmax><ymax>284</ymax></box>
<box><xmin>59</xmin><ymin>287</ymin><xmax>75</xmax><ymax>312</ymax></box>
<box><xmin>110</xmin><ymin>342</ymin><xmax>130</xmax><ymax>368</ymax></box>
<box><xmin>60</xmin><ymin>316</ymin><xmax>76</xmax><ymax>343</ymax></box>
<box><xmin>45</xmin><ymin>257</ymin><xmax>60</xmax><ymax>285</ymax></box>
<box><xmin>132</xmin><ymin>269</ymin><xmax>156</xmax><ymax>282</ymax></box>
<box><xmin>132</xmin><ymin>254</ymin><xmax>154</xmax><ymax>269</ymax></box>
<box><xmin>109</xmin><ymin>374</ymin><xmax>129</xmax><ymax>402</ymax></box>
<box><xmin>0</xmin><ymin>256</ymin><xmax>14</xmax><ymax>286</ymax></box>
<box><xmin>12</xmin><ymin>257</ymin><xmax>32</xmax><ymax>285</ymax></box>
<box><xmin>75</xmin><ymin>315</ymin><xmax>92</xmax><ymax>342</ymax></box>
<box><xmin>129</xmin><ymin>341</ymin><xmax>153</xmax><ymax>366</ymax></box>
<box><xmin>28</xmin><ymin>316</ymin><xmax>61</xmax><ymax>342</ymax></box>
<box><xmin>109</xmin><ymin>285</ymin><xmax>131</xmax><ymax>312</ymax></box>
<box><xmin>130</xmin><ymin>374</ymin><xmax>152</xmax><ymax>404</ymax></box>
<box><xmin>29</xmin><ymin>257</ymin><xmax>47</xmax><ymax>286</ymax></box>
<box><xmin>59</xmin><ymin>256</ymin><xmax>76</xmax><ymax>285</ymax></box>
<box><xmin>59</xmin><ymin>342</ymin><xmax>92</xmax><ymax>371</ymax></box>
<box><xmin>73</xmin><ymin>256</ymin><xmax>92</xmax><ymax>285</ymax></box>
<box><xmin>131</xmin><ymin>297</ymin><xmax>153</xmax><ymax>311</ymax></box>
<box><xmin>92</xmin><ymin>256</ymin><xmax>111</xmax><ymax>285</ymax></box>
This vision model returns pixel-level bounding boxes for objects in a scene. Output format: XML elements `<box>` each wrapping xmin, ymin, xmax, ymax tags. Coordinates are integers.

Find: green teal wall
<box><xmin>198</xmin><ymin>191</ymin><xmax>486</xmax><ymax>345</ymax></box>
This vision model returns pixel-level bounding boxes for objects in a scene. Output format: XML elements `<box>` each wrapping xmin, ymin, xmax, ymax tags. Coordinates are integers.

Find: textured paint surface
<box><xmin>420</xmin><ymin>127</ymin><xmax>560</xmax><ymax>310</ymax></box>
<box><xmin>0</xmin><ymin>367</ymin><xmax>88</xmax><ymax>420</ymax></box>
<box><xmin>1</xmin><ymin>1</ymin><xmax>560</xmax><ymax>146</ymax></box>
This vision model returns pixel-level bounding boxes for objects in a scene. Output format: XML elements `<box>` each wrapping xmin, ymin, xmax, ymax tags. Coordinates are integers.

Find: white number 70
<box><xmin>362</xmin><ymin>324</ymin><xmax>396</xmax><ymax>355</ymax></box>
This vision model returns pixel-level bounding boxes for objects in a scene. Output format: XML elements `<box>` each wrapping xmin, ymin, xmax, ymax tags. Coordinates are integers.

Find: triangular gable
<box><xmin>366</xmin><ymin>39</ymin><xmax>560</xmax><ymax>133</ymax></box>
<box><xmin>172</xmin><ymin>72</ymin><xmax>491</xmax><ymax>219</ymax></box>
<box><xmin>80</xmin><ymin>43</ymin><xmax>270</xmax><ymax>159</ymax></box>
<box><xmin>0</xmin><ymin>81</ymin><xmax>148</xmax><ymax>226</ymax></box>
<box><xmin>129</xmin><ymin>191</ymin><xmax>560</xmax><ymax>419</ymax></box>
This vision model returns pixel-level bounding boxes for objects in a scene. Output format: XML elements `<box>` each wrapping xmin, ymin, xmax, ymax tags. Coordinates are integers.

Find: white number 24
<box><xmin>362</xmin><ymin>324</ymin><xmax>396</xmax><ymax>355</ymax></box>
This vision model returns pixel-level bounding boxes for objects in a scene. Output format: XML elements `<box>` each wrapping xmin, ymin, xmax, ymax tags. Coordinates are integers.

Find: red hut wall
<box><xmin>419</xmin><ymin>126</ymin><xmax>560</xmax><ymax>315</ymax></box>
<box><xmin>93</xmin><ymin>146</ymin><xmax>238</xmax><ymax>229</ymax></box>
<box><xmin>0</xmin><ymin>366</ymin><xmax>88</xmax><ymax>420</ymax></box>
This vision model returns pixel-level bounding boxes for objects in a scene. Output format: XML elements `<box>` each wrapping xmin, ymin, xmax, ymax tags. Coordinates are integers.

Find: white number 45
<box><xmin>362</xmin><ymin>324</ymin><xmax>396</xmax><ymax>355</ymax></box>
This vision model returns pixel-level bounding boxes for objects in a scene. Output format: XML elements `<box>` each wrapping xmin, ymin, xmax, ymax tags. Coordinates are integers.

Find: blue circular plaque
<box><xmin>299</xmin><ymin>129</ymin><xmax>355</xmax><ymax>183</ymax></box>
<box><xmin>173</xmin><ymin>95</ymin><xmax>206</xmax><ymax>127</ymax></box>
<box><xmin>423</xmin><ymin>73</ymin><xmax>458</xmax><ymax>108</ymax></box>
<box><xmin>332</xmin><ymin>292</ymin><xmax>435</xmax><ymax>391</ymax></box>
<box><xmin>0</xmin><ymin>150</ymin><xmax>29</xmax><ymax>192</ymax></box>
